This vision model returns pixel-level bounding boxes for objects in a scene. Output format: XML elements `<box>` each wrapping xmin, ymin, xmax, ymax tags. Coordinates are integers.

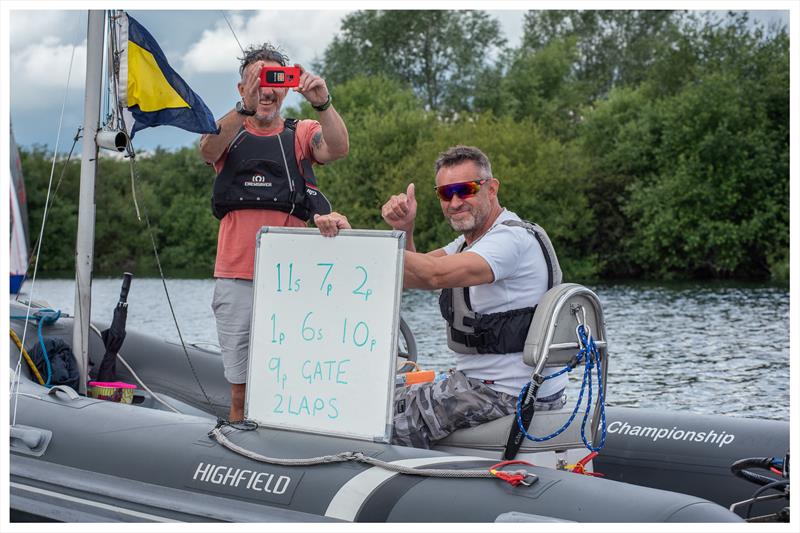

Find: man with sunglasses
<box><xmin>382</xmin><ymin>145</ymin><xmax>566</xmax><ymax>448</ymax></box>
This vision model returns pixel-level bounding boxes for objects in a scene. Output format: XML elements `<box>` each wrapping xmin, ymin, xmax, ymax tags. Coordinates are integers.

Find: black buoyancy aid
<box><xmin>211</xmin><ymin>118</ymin><xmax>331</xmax><ymax>221</ymax></box>
<box><xmin>439</xmin><ymin>219</ymin><xmax>562</xmax><ymax>354</ymax></box>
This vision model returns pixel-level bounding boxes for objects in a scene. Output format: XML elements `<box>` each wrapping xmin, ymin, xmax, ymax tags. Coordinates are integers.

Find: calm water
<box><xmin>15</xmin><ymin>279</ymin><xmax>790</xmax><ymax>421</ymax></box>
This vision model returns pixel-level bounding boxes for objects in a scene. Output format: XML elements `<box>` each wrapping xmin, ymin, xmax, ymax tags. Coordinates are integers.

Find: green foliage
<box><xmin>387</xmin><ymin>114</ymin><xmax>596</xmax><ymax>280</ymax></box>
<box><xmin>522</xmin><ymin>10</ymin><xmax>688</xmax><ymax>101</ymax></box>
<box><xmin>497</xmin><ymin>37</ymin><xmax>584</xmax><ymax>139</ymax></box>
<box><xmin>623</xmin><ymin>70</ymin><xmax>788</xmax><ymax>279</ymax></box>
<box><xmin>22</xmin><ymin>144</ymin><xmax>218</xmax><ymax>277</ymax></box>
<box><xmin>21</xmin><ymin>146</ymin><xmax>80</xmax><ymax>272</ymax></box>
<box><xmin>308</xmin><ymin>76</ymin><xmax>435</xmax><ymax>229</ymax></box>
<box><xmin>19</xmin><ymin>10</ymin><xmax>788</xmax><ymax>282</ymax></box>
<box><xmin>318</xmin><ymin>10</ymin><xmax>506</xmax><ymax>114</ymax></box>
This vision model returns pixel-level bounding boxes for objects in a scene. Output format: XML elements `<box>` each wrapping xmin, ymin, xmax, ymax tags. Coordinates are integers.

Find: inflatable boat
<box><xmin>8</xmin><ymin>9</ymin><xmax>789</xmax><ymax>524</ymax></box>
<box><xmin>9</xmin><ymin>284</ymin><xmax>789</xmax><ymax>523</ymax></box>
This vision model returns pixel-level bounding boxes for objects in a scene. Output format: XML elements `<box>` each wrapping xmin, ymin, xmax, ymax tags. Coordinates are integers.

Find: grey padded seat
<box><xmin>436</xmin><ymin>283</ymin><xmax>608</xmax><ymax>454</ymax></box>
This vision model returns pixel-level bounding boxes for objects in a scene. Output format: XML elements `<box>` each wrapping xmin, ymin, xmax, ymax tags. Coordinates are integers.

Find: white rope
<box><xmin>209</xmin><ymin>427</ymin><xmax>535</xmax><ymax>483</ymax></box>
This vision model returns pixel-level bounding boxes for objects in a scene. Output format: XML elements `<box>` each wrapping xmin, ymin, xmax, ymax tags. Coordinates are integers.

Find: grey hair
<box><xmin>239</xmin><ymin>43</ymin><xmax>289</xmax><ymax>77</ymax></box>
<box><xmin>434</xmin><ymin>145</ymin><xmax>493</xmax><ymax>179</ymax></box>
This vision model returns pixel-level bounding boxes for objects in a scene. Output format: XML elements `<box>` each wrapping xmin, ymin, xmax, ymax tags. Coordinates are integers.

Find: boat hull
<box><xmin>9</xmin><ymin>301</ymin><xmax>786</xmax><ymax>522</ymax></box>
<box><xmin>9</xmin><ymin>376</ymin><xmax>741</xmax><ymax>523</ymax></box>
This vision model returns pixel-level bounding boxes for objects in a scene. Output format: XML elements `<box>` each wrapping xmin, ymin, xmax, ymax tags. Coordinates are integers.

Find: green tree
<box><xmin>487</xmin><ymin>37</ymin><xmax>585</xmax><ymax>139</ymax></box>
<box><xmin>318</xmin><ymin>10</ymin><xmax>506</xmax><ymax>114</ymax></box>
<box><xmin>387</xmin><ymin>114</ymin><xmax>596</xmax><ymax>280</ymax></box>
<box><xmin>293</xmin><ymin>76</ymin><xmax>435</xmax><ymax>229</ymax></box>
<box><xmin>21</xmin><ymin>146</ymin><xmax>83</xmax><ymax>273</ymax></box>
<box><xmin>574</xmin><ymin>12</ymin><xmax>788</xmax><ymax>280</ymax></box>
<box><xmin>521</xmin><ymin>10</ymin><xmax>687</xmax><ymax>101</ymax></box>
<box><xmin>623</xmin><ymin>68</ymin><xmax>788</xmax><ymax>279</ymax></box>
<box><xmin>577</xmin><ymin>87</ymin><xmax>658</xmax><ymax>277</ymax></box>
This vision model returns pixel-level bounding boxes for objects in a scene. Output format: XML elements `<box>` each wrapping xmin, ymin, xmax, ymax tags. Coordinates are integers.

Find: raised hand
<box><xmin>294</xmin><ymin>64</ymin><xmax>330</xmax><ymax>109</ymax></box>
<box><xmin>240</xmin><ymin>61</ymin><xmax>264</xmax><ymax>111</ymax></box>
<box><xmin>381</xmin><ymin>183</ymin><xmax>417</xmax><ymax>232</ymax></box>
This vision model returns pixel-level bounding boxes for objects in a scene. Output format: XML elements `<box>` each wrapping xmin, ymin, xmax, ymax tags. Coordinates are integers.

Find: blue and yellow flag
<box><xmin>116</xmin><ymin>13</ymin><xmax>218</xmax><ymax>138</ymax></box>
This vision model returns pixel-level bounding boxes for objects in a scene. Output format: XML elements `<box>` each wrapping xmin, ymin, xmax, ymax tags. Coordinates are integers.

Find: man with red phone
<box><xmin>199</xmin><ymin>43</ymin><xmax>350</xmax><ymax>422</ymax></box>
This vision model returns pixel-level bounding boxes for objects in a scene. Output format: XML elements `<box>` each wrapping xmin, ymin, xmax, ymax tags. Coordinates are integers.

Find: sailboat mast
<box><xmin>73</xmin><ymin>10</ymin><xmax>105</xmax><ymax>395</ymax></box>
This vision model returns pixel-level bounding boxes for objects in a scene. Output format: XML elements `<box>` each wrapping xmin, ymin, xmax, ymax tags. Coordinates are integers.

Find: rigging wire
<box><xmin>18</xmin><ymin>126</ymin><xmax>83</xmax><ymax>299</ymax></box>
<box><xmin>10</xmin><ymin>38</ymin><xmax>79</xmax><ymax>427</ymax></box>
<box><xmin>103</xmin><ymin>12</ymin><xmax>220</xmax><ymax>415</ymax></box>
<box><xmin>123</xmin><ymin>149</ymin><xmax>220</xmax><ymax>414</ymax></box>
<box><xmin>221</xmin><ymin>11</ymin><xmax>245</xmax><ymax>54</ymax></box>
<box><xmin>13</xmin><ymin>10</ymin><xmax>222</xmax><ymax>422</ymax></box>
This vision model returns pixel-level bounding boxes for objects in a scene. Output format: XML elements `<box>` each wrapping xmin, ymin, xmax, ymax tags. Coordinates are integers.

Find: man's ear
<box><xmin>489</xmin><ymin>178</ymin><xmax>500</xmax><ymax>197</ymax></box>
<box><xmin>237</xmin><ymin>82</ymin><xmax>245</xmax><ymax>98</ymax></box>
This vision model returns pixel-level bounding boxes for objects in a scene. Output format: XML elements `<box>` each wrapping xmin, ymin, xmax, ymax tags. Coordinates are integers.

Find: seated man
<box><xmin>381</xmin><ymin>145</ymin><xmax>566</xmax><ymax>449</ymax></box>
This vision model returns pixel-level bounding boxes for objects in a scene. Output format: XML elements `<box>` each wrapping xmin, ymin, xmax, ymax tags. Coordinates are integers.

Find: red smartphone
<box><xmin>260</xmin><ymin>66</ymin><xmax>301</xmax><ymax>87</ymax></box>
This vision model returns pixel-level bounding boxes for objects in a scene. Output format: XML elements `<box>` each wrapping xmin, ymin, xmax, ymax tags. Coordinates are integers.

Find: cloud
<box><xmin>9</xmin><ymin>11</ymin><xmax>87</xmax><ymax>110</ymax></box>
<box><xmin>11</xmin><ymin>38</ymin><xmax>86</xmax><ymax>110</ymax></box>
<box><xmin>181</xmin><ymin>10</ymin><xmax>349</xmax><ymax>75</ymax></box>
<box><xmin>10</xmin><ymin>11</ymin><xmax>84</xmax><ymax>49</ymax></box>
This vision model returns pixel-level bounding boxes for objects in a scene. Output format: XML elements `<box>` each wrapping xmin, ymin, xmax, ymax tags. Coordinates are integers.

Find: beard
<box><xmin>446</xmin><ymin>202</ymin><xmax>488</xmax><ymax>233</ymax></box>
<box><xmin>255</xmin><ymin>107</ymin><xmax>279</xmax><ymax>123</ymax></box>
<box><xmin>255</xmin><ymin>95</ymin><xmax>280</xmax><ymax>122</ymax></box>
<box><xmin>447</xmin><ymin>209</ymin><xmax>477</xmax><ymax>232</ymax></box>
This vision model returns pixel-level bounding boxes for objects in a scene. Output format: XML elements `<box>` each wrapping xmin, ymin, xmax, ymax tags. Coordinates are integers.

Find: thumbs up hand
<box><xmin>381</xmin><ymin>183</ymin><xmax>418</xmax><ymax>233</ymax></box>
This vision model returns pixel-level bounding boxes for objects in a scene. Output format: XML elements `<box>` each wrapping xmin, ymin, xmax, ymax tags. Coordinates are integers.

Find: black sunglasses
<box><xmin>434</xmin><ymin>179</ymin><xmax>489</xmax><ymax>201</ymax></box>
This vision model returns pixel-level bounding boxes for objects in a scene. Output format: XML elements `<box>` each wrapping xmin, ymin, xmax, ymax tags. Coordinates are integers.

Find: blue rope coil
<box><xmin>515</xmin><ymin>324</ymin><xmax>607</xmax><ymax>452</ymax></box>
<box><xmin>11</xmin><ymin>309</ymin><xmax>62</xmax><ymax>387</ymax></box>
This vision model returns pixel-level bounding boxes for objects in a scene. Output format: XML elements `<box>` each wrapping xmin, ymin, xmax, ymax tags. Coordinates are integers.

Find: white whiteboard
<box><xmin>246</xmin><ymin>227</ymin><xmax>405</xmax><ymax>442</ymax></box>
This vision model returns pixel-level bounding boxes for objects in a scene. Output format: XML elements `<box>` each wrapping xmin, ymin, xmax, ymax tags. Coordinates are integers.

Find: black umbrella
<box><xmin>96</xmin><ymin>272</ymin><xmax>133</xmax><ymax>382</ymax></box>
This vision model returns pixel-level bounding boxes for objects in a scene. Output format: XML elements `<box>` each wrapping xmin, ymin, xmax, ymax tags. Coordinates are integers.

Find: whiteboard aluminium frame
<box><xmin>246</xmin><ymin>226</ymin><xmax>406</xmax><ymax>443</ymax></box>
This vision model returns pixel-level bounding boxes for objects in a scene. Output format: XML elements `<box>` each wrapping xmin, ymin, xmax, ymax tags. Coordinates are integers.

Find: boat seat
<box><xmin>436</xmin><ymin>283</ymin><xmax>608</xmax><ymax>454</ymax></box>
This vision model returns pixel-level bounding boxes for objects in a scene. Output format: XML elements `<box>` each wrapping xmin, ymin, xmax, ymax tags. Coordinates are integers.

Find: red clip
<box><xmin>571</xmin><ymin>451</ymin><xmax>604</xmax><ymax>476</ymax></box>
<box><xmin>489</xmin><ymin>460</ymin><xmax>534</xmax><ymax>487</ymax></box>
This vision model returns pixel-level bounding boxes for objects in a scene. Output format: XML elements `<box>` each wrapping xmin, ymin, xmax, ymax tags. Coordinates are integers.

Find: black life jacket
<box><xmin>438</xmin><ymin>219</ymin><xmax>562</xmax><ymax>354</ymax></box>
<box><xmin>211</xmin><ymin>118</ymin><xmax>331</xmax><ymax>221</ymax></box>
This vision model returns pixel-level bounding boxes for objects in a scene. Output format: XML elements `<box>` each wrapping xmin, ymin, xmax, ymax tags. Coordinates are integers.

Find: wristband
<box><xmin>312</xmin><ymin>94</ymin><xmax>332</xmax><ymax>112</ymax></box>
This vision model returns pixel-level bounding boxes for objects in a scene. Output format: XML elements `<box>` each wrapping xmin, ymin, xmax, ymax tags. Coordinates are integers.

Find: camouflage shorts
<box><xmin>391</xmin><ymin>370</ymin><xmax>567</xmax><ymax>449</ymax></box>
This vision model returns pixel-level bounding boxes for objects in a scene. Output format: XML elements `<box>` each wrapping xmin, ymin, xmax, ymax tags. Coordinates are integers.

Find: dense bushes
<box><xmin>21</xmin><ymin>11</ymin><xmax>788</xmax><ymax>281</ymax></box>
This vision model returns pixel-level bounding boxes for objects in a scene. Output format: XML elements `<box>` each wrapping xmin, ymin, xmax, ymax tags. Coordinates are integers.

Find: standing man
<box><xmin>199</xmin><ymin>44</ymin><xmax>349</xmax><ymax>422</ymax></box>
<box><xmin>382</xmin><ymin>145</ymin><xmax>567</xmax><ymax>448</ymax></box>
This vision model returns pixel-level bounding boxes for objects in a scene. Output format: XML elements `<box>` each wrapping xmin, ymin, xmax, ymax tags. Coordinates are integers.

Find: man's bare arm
<box><xmin>403</xmin><ymin>250</ymin><xmax>493</xmax><ymax>290</ymax></box>
<box><xmin>308</xmin><ymin>107</ymin><xmax>349</xmax><ymax>163</ymax></box>
<box><xmin>199</xmin><ymin>110</ymin><xmax>245</xmax><ymax>164</ymax></box>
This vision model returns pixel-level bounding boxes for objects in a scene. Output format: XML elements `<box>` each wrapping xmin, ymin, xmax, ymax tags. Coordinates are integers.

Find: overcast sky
<box><xmin>5</xmin><ymin>7</ymin><xmax>791</xmax><ymax>152</ymax></box>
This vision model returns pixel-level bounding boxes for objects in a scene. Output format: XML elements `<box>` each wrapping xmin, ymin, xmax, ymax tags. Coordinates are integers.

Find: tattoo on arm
<box><xmin>312</xmin><ymin>131</ymin><xmax>324</xmax><ymax>151</ymax></box>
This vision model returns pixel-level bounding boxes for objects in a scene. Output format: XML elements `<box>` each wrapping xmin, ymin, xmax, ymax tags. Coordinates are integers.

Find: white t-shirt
<box><xmin>442</xmin><ymin>209</ymin><xmax>568</xmax><ymax>398</ymax></box>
